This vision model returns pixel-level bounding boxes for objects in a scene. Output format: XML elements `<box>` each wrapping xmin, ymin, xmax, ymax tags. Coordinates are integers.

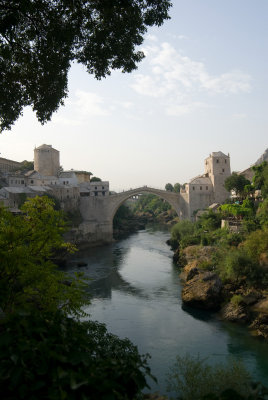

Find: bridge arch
<box><xmin>107</xmin><ymin>186</ymin><xmax>182</xmax><ymax>222</ymax></box>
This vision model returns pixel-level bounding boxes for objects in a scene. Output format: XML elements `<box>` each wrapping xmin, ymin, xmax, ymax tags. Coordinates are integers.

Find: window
<box><xmin>225</xmin><ymin>159</ymin><xmax>227</xmax><ymax>164</ymax></box>
<box><xmin>193</xmin><ymin>186</ymin><xmax>195</xmax><ymax>191</ymax></box>
<box><xmin>31</xmin><ymin>180</ymin><xmax>34</xmax><ymax>184</ymax></box>
<box><xmin>102</xmin><ymin>191</ymin><xmax>105</xmax><ymax>196</ymax></box>
<box><xmin>200</xmin><ymin>186</ymin><xmax>202</xmax><ymax>190</ymax></box>
<box><xmin>95</xmin><ymin>186</ymin><xmax>97</xmax><ymax>190</ymax></box>
<box><xmin>21</xmin><ymin>180</ymin><xmax>24</xmax><ymax>184</ymax></box>
<box><xmin>95</xmin><ymin>191</ymin><xmax>98</xmax><ymax>196</ymax></box>
<box><xmin>206</xmin><ymin>186</ymin><xmax>208</xmax><ymax>190</ymax></box>
<box><xmin>222</xmin><ymin>168</ymin><xmax>225</xmax><ymax>172</ymax></box>
<box><xmin>102</xmin><ymin>186</ymin><xmax>104</xmax><ymax>189</ymax></box>
<box><xmin>216</xmin><ymin>159</ymin><xmax>219</xmax><ymax>163</ymax></box>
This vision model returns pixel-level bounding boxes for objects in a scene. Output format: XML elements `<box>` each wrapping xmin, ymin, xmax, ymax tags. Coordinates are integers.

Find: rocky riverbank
<box><xmin>174</xmin><ymin>245</ymin><xmax>268</xmax><ymax>341</ymax></box>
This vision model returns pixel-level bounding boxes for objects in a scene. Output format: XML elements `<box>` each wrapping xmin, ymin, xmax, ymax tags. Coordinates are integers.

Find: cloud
<box><xmin>74</xmin><ymin>90</ymin><xmax>110</xmax><ymax>116</ymax></box>
<box><xmin>131</xmin><ymin>40</ymin><xmax>251</xmax><ymax>116</ymax></box>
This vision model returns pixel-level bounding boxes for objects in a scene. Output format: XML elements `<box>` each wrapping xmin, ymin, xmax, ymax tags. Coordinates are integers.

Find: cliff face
<box><xmin>239</xmin><ymin>148</ymin><xmax>268</xmax><ymax>181</ymax></box>
<box><xmin>254</xmin><ymin>148</ymin><xmax>268</xmax><ymax>166</ymax></box>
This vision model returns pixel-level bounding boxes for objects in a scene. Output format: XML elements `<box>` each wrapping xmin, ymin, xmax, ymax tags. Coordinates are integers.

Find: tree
<box><xmin>174</xmin><ymin>183</ymin><xmax>181</xmax><ymax>193</ymax></box>
<box><xmin>165</xmin><ymin>183</ymin><xmax>174</xmax><ymax>192</ymax></box>
<box><xmin>252</xmin><ymin>161</ymin><xmax>268</xmax><ymax>198</ymax></box>
<box><xmin>0</xmin><ymin>196</ymin><xmax>88</xmax><ymax>316</ymax></box>
<box><xmin>12</xmin><ymin>160</ymin><xmax>34</xmax><ymax>172</ymax></box>
<box><xmin>0</xmin><ymin>0</ymin><xmax>171</xmax><ymax>132</ymax></box>
<box><xmin>90</xmin><ymin>176</ymin><xmax>101</xmax><ymax>182</ymax></box>
<box><xmin>224</xmin><ymin>173</ymin><xmax>250</xmax><ymax>198</ymax></box>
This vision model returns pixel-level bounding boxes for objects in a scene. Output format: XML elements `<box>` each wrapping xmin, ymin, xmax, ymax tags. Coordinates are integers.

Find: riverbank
<box><xmin>172</xmin><ymin>244</ymin><xmax>268</xmax><ymax>341</ymax></box>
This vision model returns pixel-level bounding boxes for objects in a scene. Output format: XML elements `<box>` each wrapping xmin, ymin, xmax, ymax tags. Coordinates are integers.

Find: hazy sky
<box><xmin>1</xmin><ymin>0</ymin><xmax>267</xmax><ymax>191</ymax></box>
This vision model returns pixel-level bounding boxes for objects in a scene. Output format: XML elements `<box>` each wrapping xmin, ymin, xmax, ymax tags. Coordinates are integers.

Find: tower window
<box><xmin>225</xmin><ymin>159</ymin><xmax>227</xmax><ymax>163</ymax></box>
<box><xmin>222</xmin><ymin>168</ymin><xmax>225</xmax><ymax>172</ymax></box>
<box><xmin>216</xmin><ymin>159</ymin><xmax>219</xmax><ymax>163</ymax></box>
<box><xmin>193</xmin><ymin>186</ymin><xmax>195</xmax><ymax>190</ymax></box>
<box><xmin>200</xmin><ymin>186</ymin><xmax>202</xmax><ymax>190</ymax></box>
<box><xmin>206</xmin><ymin>186</ymin><xmax>208</xmax><ymax>190</ymax></box>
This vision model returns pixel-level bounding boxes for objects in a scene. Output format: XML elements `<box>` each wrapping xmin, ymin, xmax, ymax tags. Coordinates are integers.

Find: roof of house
<box><xmin>189</xmin><ymin>175</ymin><xmax>212</xmax><ymax>185</ymax></box>
<box><xmin>2</xmin><ymin>187</ymin><xmax>34</xmax><ymax>194</ymax></box>
<box><xmin>59</xmin><ymin>171</ymin><xmax>76</xmax><ymax>178</ymax></box>
<box><xmin>208</xmin><ymin>203</ymin><xmax>220</xmax><ymax>210</ymax></box>
<box><xmin>211</xmin><ymin>151</ymin><xmax>229</xmax><ymax>158</ymax></box>
<box><xmin>29</xmin><ymin>186</ymin><xmax>52</xmax><ymax>192</ymax></box>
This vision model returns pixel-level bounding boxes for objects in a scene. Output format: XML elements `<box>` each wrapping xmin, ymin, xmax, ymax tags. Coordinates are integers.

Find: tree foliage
<box><xmin>90</xmin><ymin>176</ymin><xmax>102</xmax><ymax>182</ymax></box>
<box><xmin>0</xmin><ymin>311</ymin><xmax>153</xmax><ymax>400</ymax></box>
<box><xmin>0</xmin><ymin>0</ymin><xmax>171</xmax><ymax>131</ymax></box>
<box><xmin>165</xmin><ymin>183</ymin><xmax>174</xmax><ymax>192</ymax></box>
<box><xmin>252</xmin><ymin>161</ymin><xmax>268</xmax><ymax>198</ymax></box>
<box><xmin>224</xmin><ymin>173</ymin><xmax>250</xmax><ymax>198</ymax></box>
<box><xmin>12</xmin><ymin>160</ymin><xmax>34</xmax><ymax>172</ymax></box>
<box><xmin>220</xmin><ymin>199</ymin><xmax>254</xmax><ymax>219</ymax></box>
<box><xmin>0</xmin><ymin>196</ymin><xmax>88</xmax><ymax>316</ymax></box>
<box><xmin>173</xmin><ymin>183</ymin><xmax>181</xmax><ymax>193</ymax></box>
<box><xmin>133</xmin><ymin>193</ymin><xmax>171</xmax><ymax>216</ymax></box>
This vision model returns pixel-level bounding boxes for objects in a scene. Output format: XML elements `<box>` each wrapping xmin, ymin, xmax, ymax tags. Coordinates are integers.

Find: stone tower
<box><xmin>204</xmin><ymin>151</ymin><xmax>231</xmax><ymax>203</ymax></box>
<box><xmin>34</xmin><ymin>144</ymin><xmax>60</xmax><ymax>176</ymax></box>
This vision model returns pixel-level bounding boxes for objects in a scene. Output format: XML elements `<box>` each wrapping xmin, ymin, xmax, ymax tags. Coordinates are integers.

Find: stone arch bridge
<box><xmin>77</xmin><ymin>187</ymin><xmax>188</xmax><ymax>246</ymax></box>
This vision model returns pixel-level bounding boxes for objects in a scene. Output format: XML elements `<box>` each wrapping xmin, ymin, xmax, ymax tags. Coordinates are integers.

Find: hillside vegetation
<box><xmin>170</xmin><ymin>162</ymin><xmax>268</xmax><ymax>340</ymax></box>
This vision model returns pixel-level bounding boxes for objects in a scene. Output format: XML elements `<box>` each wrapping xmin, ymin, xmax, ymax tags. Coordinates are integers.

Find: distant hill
<box><xmin>239</xmin><ymin>148</ymin><xmax>268</xmax><ymax>181</ymax></box>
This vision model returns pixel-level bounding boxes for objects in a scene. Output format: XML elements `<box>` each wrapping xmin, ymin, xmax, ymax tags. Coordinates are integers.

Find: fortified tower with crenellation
<box><xmin>34</xmin><ymin>144</ymin><xmax>60</xmax><ymax>176</ymax></box>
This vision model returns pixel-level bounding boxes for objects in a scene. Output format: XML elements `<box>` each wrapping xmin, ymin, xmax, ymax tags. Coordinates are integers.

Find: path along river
<box><xmin>66</xmin><ymin>226</ymin><xmax>268</xmax><ymax>395</ymax></box>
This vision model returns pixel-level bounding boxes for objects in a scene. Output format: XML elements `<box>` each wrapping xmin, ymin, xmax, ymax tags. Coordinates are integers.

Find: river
<box><xmin>66</xmin><ymin>226</ymin><xmax>268</xmax><ymax>395</ymax></box>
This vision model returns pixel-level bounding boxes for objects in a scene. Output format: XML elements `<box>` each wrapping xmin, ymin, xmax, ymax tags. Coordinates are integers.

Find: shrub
<box><xmin>0</xmin><ymin>311</ymin><xmax>153</xmax><ymax>400</ymax></box>
<box><xmin>171</xmin><ymin>220</ymin><xmax>195</xmax><ymax>242</ymax></box>
<box><xmin>166</xmin><ymin>354</ymin><xmax>252</xmax><ymax>400</ymax></box>
<box><xmin>230</xmin><ymin>294</ymin><xmax>244</xmax><ymax>307</ymax></box>
<box><xmin>219</xmin><ymin>249</ymin><xmax>262</xmax><ymax>286</ymax></box>
<box><xmin>196</xmin><ymin>210</ymin><xmax>222</xmax><ymax>232</ymax></box>
<box><xmin>242</xmin><ymin>229</ymin><xmax>268</xmax><ymax>261</ymax></box>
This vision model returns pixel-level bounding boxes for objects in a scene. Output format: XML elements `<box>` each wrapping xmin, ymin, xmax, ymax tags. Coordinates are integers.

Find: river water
<box><xmin>66</xmin><ymin>227</ymin><xmax>268</xmax><ymax>395</ymax></box>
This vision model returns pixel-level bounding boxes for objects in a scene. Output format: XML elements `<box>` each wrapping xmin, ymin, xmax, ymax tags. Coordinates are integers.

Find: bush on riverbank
<box><xmin>166</xmin><ymin>354</ymin><xmax>268</xmax><ymax>400</ymax></box>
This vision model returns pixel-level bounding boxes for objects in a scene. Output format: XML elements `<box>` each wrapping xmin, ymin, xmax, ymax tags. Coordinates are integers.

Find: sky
<box><xmin>1</xmin><ymin>0</ymin><xmax>267</xmax><ymax>191</ymax></box>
